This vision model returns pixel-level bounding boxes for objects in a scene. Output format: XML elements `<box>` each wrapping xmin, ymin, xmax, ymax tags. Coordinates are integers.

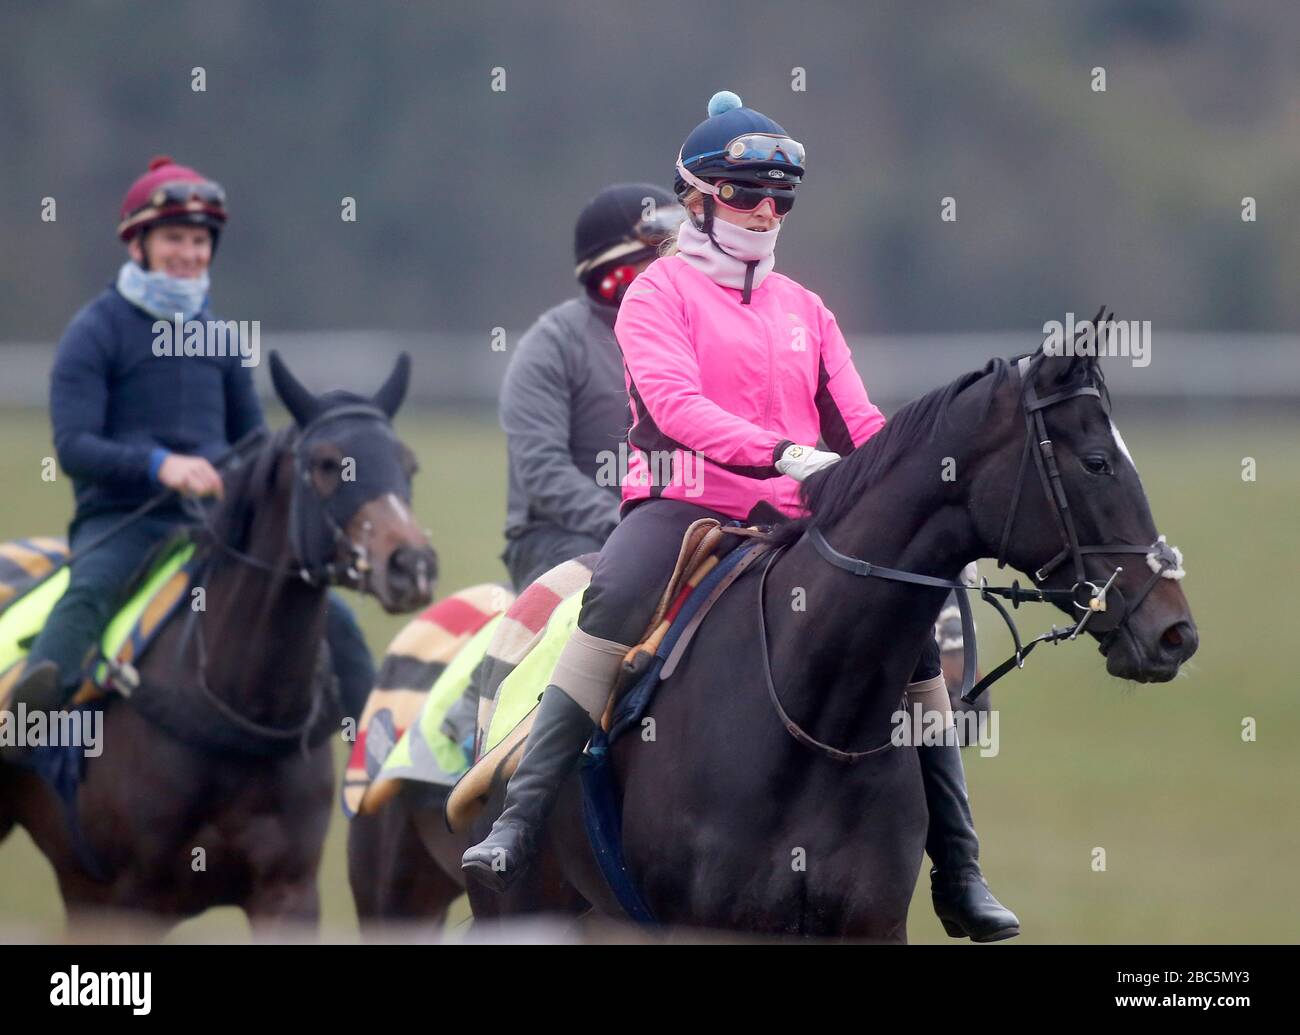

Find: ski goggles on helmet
<box><xmin>633</xmin><ymin>202</ymin><xmax>686</xmax><ymax>245</ymax></box>
<box><xmin>145</xmin><ymin>179</ymin><xmax>227</xmax><ymax>210</ymax></box>
<box><xmin>119</xmin><ymin>178</ymin><xmax>227</xmax><ymax>239</ymax></box>
<box><xmin>574</xmin><ymin>202</ymin><xmax>685</xmax><ymax>281</ymax></box>
<box><xmin>715</xmin><ymin>180</ymin><xmax>797</xmax><ymax>215</ymax></box>
<box><xmin>723</xmin><ymin>133</ymin><xmax>806</xmax><ymax>168</ymax></box>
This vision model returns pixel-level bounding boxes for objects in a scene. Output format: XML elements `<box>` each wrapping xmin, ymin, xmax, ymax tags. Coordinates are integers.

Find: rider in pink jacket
<box><xmin>464</xmin><ymin>91</ymin><xmax>1019</xmax><ymax>942</ymax></box>
<box><xmin>616</xmin><ymin>254</ymin><xmax>885</xmax><ymax>518</ymax></box>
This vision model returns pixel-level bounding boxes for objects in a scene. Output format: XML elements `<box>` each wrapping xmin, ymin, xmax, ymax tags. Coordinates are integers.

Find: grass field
<box><xmin>0</xmin><ymin>403</ymin><xmax>1296</xmax><ymax>943</ymax></box>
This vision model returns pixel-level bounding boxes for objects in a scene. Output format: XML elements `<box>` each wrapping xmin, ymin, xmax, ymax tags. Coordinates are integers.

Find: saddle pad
<box><xmin>443</xmin><ymin>565</ymin><xmax>592</xmax><ymax>834</ymax></box>
<box><xmin>0</xmin><ymin>552</ymin><xmax>71</xmax><ymax>682</ymax></box>
<box><xmin>354</xmin><ymin>611</ymin><xmax>504</xmax><ymax>816</ymax></box>
<box><xmin>0</xmin><ymin>537</ymin><xmax>68</xmax><ymax>614</ymax></box>
<box><xmin>484</xmin><ymin>588</ymin><xmax>585</xmax><ymax>754</ymax></box>
<box><xmin>342</xmin><ymin>583</ymin><xmax>512</xmax><ymax>818</ymax></box>
<box><xmin>0</xmin><ymin>538</ymin><xmax>195</xmax><ymax>710</ymax></box>
<box><xmin>471</xmin><ymin>554</ymin><xmax>598</xmax><ymax>752</ymax></box>
<box><xmin>94</xmin><ymin>542</ymin><xmax>196</xmax><ymax>685</ymax></box>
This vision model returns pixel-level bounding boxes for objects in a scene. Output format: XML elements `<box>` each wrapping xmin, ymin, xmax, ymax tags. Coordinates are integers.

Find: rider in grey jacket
<box><xmin>500</xmin><ymin>183</ymin><xmax>683</xmax><ymax>590</ymax></box>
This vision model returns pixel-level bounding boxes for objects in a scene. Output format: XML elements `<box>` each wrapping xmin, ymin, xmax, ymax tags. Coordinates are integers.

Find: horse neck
<box><xmin>764</xmin><ymin>444</ymin><xmax>981</xmax><ymax>746</ymax></box>
<box><xmin>197</xmin><ymin>448</ymin><xmax>330</xmax><ymax>725</ymax></box>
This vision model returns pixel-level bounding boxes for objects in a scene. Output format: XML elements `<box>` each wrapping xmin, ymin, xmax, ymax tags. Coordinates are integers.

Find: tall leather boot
<box><xmin>919</xmin><ymin>734</ymin><xmax>1021</xmax><ymax>942</ymax></box>
<box><xmin>461</xmin><ymin>683</ymin><xmax>595</xmax><ymax>892</ymax></box>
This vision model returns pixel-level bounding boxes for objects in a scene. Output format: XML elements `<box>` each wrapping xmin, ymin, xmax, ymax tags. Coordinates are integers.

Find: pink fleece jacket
<box><xmin>613</xmin><ymin>254</ymin><xmax>886</xmax><ymax>520</ymax></box>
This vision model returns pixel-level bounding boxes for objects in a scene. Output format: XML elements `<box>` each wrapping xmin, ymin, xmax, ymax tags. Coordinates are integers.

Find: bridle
<box><xmin>978</xmin><ymin>354</ymin><xmax>1185</xmax><ymax>696</ymax></box>
<box><xmin>196</xmin><ymin>403</ymin><xmax>396</xmax><ymax>590</ymax></box>
<box><xmin>288</xmin><ymin>403</ymin><xmax>396</xmax><ymax>589</ymax></box>
<box><xmin>168</xmin><ymin>404</ymin><xmax>403</xmax><ymax>749</ymax></box>
<box><xmin>760</xmin><ymin>353</ymin><xmax>1186</xmax><ymax>762</ymax></box>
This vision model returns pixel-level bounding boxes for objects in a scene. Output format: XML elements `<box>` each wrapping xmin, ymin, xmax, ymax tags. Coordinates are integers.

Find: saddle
<box><xmin>611</xmin><ymin>517</ymin><xmax>770</xmax><ymax>716</ymax></box>
<box><xmin>629</xmin><ymin>500</ymin><xmax>789</xmax><ymax>673</ymax></box>
<box><xmin>442</xmin><ymin>517</ymin><xmax>774</xmax><ymax>833</ymax></box>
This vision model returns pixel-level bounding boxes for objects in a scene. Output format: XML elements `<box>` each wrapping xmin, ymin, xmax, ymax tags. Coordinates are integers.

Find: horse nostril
<box><xmin>1160</xmin><ymin>621</ymin><xmax>1197</xmax><ymax>661</ymax></box>
<box><xmin>388</xmin><ymin>545</ymin><xmax>437</xmax><ymax>600</ymax></box>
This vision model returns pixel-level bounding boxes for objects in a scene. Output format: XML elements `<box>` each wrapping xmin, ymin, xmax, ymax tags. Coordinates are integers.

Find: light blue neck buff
<box><xmin>115</xmin><ymin>261</ymin><xmax>210</xmax><ymax>321</ymax></box>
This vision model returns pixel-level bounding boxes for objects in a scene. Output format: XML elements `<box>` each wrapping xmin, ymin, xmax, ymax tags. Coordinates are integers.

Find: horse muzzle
<box><xmin>1100</xmin><ymin>612</ymin><xmax>1198</xmax><ymax>682</ymax></box>
<box><xmin>344</xmin><ymin>496</ymin><xmax>438</xmax><ymax>613</ymax></box>
<box><xmin>373</xmin><ymin>543</ymin><xmax>438</xmax><ymax>613</ymax></box>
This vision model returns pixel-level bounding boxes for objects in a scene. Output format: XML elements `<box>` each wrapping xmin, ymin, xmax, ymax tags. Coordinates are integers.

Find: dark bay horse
<box><xmin>0</xmin><ymin>352</ymin><xmax>436</xmax><ymax>937</ymax></box>
<box><xmin>460</xmin><ymin>344</ymin><xmax>1197</xmax><ymax>939</ymax></box>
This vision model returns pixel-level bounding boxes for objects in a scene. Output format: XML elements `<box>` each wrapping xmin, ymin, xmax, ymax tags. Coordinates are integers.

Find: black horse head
<box><xmin>785</xmin><ymin>310</ymin><xmax>1197</xmax><ymax>684</ymax></box>
<box><xmin>268</xmin><ymin>350</ymin><xmax>437</xmax><ymax>613</ymax></box>
<box><xmin>971</xmin><ymin>331</ymin><xmax>1195</xmax><ymax>682</ymax></box>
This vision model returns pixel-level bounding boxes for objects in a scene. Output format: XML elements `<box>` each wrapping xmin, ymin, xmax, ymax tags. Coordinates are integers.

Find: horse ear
<box><xmin>269</xmin><ymin>350</ymin><xmax>322</xmax><ymax>426</ymax></box>
<box><xmin>1036</xmin><ymin>336</ymin><xmax>1073</xmax><ymax>384</ymax></box>
<box><xmin>373</xmin><ymin>352</ymin><xmax>411</xmax><ymax>418</ymax></box>
<box><xmin>1087</xmin><ymin>305</ymin><xmax>1113</xmax><ymax>375</ymax></box>
<box><xmin>1038</xmin><ymin>305</ymin><xmax>1110</xmax><ymax>384</ymax></box>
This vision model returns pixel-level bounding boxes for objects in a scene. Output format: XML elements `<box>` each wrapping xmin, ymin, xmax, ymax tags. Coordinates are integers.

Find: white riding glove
<box><xmin>775</xmin><ymin>443</ymin><xmax>841</xmax><ymax>482</ymax></box>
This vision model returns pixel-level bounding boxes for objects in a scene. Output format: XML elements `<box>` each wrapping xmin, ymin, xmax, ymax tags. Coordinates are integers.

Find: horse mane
<box><xmin>767</xmin><ymin>338</ymin><xmax>1110</xmax><ymax>548</ymax></box>
<box><xmin>204</xmin><ymin>425</ymin><xmax>298</xmax><ymax>553</ymax></box>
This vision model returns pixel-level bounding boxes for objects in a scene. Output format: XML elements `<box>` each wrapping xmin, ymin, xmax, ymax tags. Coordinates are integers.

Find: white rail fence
<box><xmin>1</xmin><ymin>332</ymin><xmax>1296</xmax><ymax>408</ymax></box>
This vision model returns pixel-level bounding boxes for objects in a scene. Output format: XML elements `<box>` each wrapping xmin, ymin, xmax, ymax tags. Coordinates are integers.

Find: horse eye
<box><xmin>1083</xmin><ymin>455</ymin><xmax>1112</xmax><ymax>476</ymax></box>
<box><xmin>315</xmin><ymin>457</ymin><xmax>341</xmax><ymax>474</ymax></box>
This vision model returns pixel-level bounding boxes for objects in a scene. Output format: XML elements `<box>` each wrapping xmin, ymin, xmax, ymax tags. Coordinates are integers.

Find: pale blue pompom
<box><xmin>707</xmin><ymin>91</ymin><xmax>743</xmax><ymax>117</ymax></box>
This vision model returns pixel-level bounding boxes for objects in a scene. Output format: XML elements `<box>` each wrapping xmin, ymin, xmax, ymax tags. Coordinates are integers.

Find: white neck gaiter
<box><xmin>115</xmin><ymin>261</ymin><xmax>210</xmax><ymax>321</ymax></box>
<box><xmin>674</xmin><ymin>212</ymin><xmax>780</xmax><ymax>293</ymax></box>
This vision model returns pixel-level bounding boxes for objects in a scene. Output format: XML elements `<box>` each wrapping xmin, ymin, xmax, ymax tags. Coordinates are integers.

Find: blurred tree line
<box><xmin>1</xmin><ymin>0</ymin><xmax>1296</xmax><ymax>342</ymax></box>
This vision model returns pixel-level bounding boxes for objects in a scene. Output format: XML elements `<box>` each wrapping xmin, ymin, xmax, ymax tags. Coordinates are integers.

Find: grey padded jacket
<box><xmin>501</xmin><ymin>295</ymin><xmax>630</xmax><ymax>543</ymax></box>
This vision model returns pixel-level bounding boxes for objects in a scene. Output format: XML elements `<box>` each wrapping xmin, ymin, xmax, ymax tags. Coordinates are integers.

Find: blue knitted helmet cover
<box><xmin>675</xmin><ymin>94</ymin><xmax>805</xmax><ymax>192</ymax></box>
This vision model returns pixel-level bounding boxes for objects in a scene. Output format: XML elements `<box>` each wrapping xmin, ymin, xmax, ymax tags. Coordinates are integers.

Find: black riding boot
<box><xmin>461</xmin><ymin>684</ymin><xmax>595</xmax><ymax>892</ymax></box>
<box><xmin>919</xmin><ymin>735</ymin><xmax>1020</xmax><ymax>942</ymax></box>
<box><xmin>8</xmin><ymin>660</ymin><xmax>67</xmax><ymax>713</ymax></box>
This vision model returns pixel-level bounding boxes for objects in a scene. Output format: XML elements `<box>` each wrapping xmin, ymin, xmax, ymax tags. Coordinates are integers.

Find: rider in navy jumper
<box><xmin>14</xmin><ymin>156</ymin><xmax>374</xmax><ymax>721</ymax></box>
<box><xmin>50</xmin><ymin>285</ymin><xmax>263</xmax><ymax>523</ymax></box>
